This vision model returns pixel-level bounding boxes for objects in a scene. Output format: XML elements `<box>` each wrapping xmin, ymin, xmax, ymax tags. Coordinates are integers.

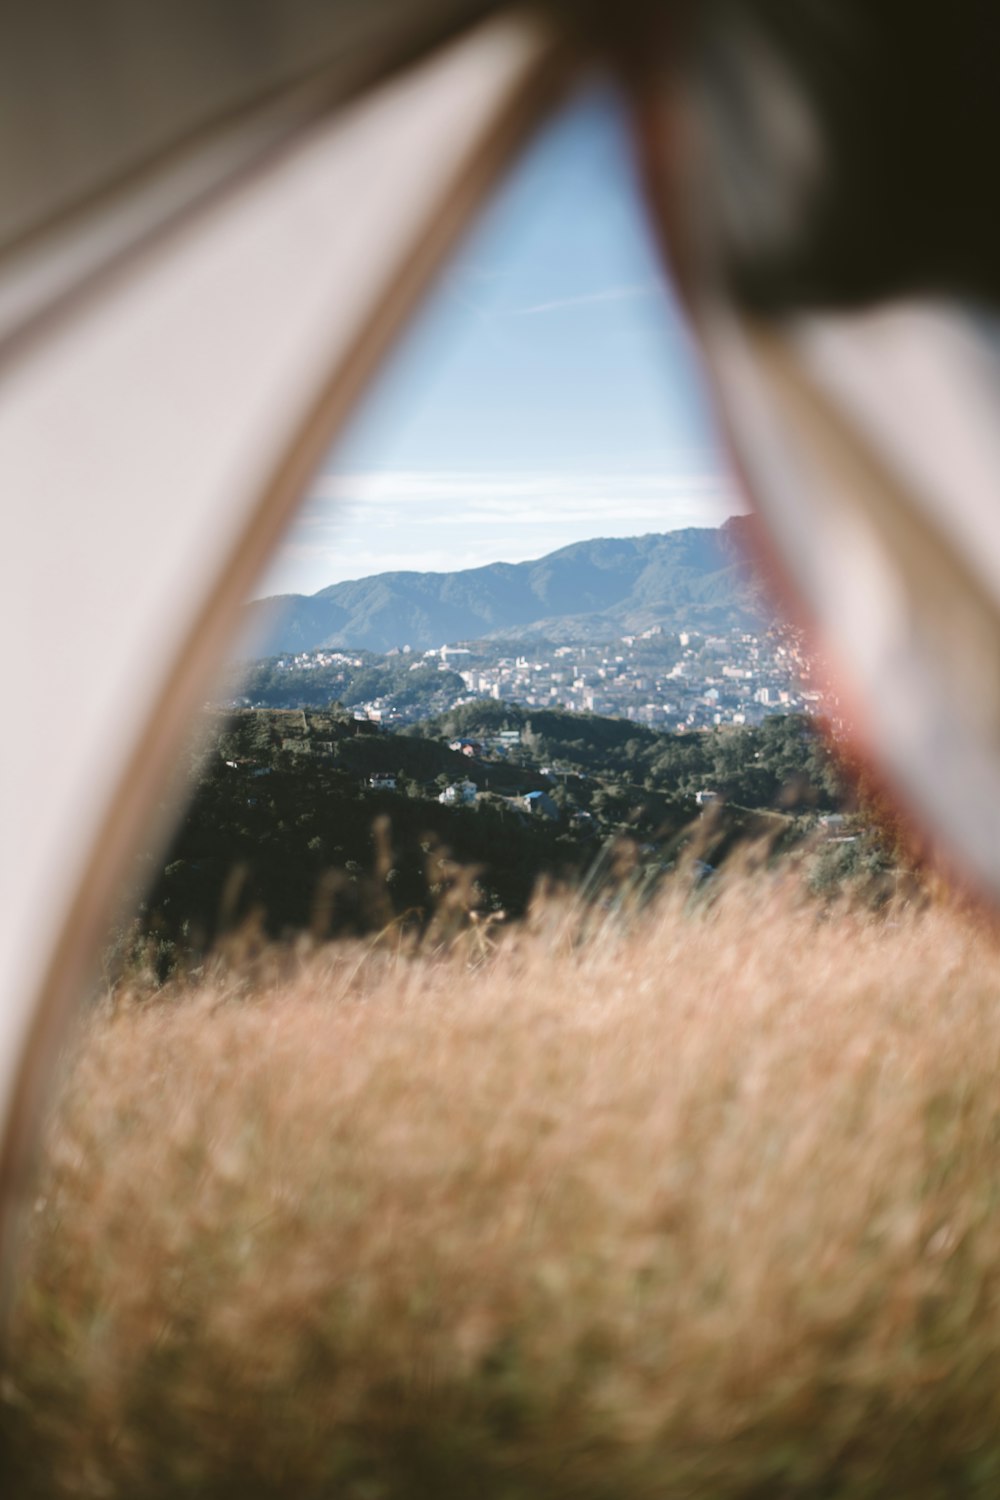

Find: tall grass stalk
<box><xmin>5</xmin><ymin>871</ymin><xmax>1000</xmax><ymax>1497</ymax></box>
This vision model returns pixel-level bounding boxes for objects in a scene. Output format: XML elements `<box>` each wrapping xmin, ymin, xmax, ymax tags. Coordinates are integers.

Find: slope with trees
<box><xmin>246</xmin><ymin>518</ymin><xmax>767</xmax><ymax>654</ymax></box>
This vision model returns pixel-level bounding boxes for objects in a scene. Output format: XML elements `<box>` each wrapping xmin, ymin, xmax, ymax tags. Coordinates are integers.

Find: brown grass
<box><xmin>6</xmin><ymin>874</ymin><xmax>1000</xmax><ymax>1497</ymax></box>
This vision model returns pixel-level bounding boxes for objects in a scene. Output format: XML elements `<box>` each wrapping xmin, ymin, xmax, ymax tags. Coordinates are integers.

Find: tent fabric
<box><xmin>626</xmin><ymin>1</ymin><xmax>1000</xmax><ymax>896</ymax></box>
<box><xmin>0</xmin><ymin>0</ymin><xmax>504</xmax><ymax>257</ymax></box>
<box><xmin>699</xmin><ymin>301</ymin><xmax>1000</xmax><ymax>893</ymax></box>
<box><xmin>0</xmin><ymin>0</ymin><xmax>513</xmax><ymax>363</ymax></box>
<box><xmin>0</xmin><ymin>12</ymin><xmax>567</xmax><ymax>1282</ymax></box>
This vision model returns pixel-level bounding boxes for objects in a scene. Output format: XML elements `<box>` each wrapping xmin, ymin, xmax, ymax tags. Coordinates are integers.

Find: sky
<box><xmin>259</xmin><ymin>86</ymin><xmax>745</xmax><ymax>598</ymax></box>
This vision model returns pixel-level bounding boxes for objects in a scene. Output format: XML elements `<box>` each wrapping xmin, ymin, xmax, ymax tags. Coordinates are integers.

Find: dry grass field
<box><xmin>6</xmin><ymin>867</ymin><xmax>1000</xmax><ymax>1497</ymax></box>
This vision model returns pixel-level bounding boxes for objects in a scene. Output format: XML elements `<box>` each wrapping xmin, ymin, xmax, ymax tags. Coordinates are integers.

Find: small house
<box><xmin>521</xmin><ymin>790</ymin><xmax>558</xmax><ymax>820</ymax></box>
<box><xmin>368</xmin><ymin>773</ymin><xmax>397</xmax><ymax>792</ymax></box>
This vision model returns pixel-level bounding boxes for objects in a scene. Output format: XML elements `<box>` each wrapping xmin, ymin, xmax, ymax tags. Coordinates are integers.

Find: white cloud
<box><xmin>257</xmin><ymin>468</ymin><xmax>748</xmax><ymax>597</ymax></box>
<box><xmin>512</xmin><ymin>283</ymin><xmax>658</xmax><ymax>316</ymax></box>
<box><xmin>307</xmin><ymin>468</ymin><xmax>735</xmax><ymax>509</ymax></box>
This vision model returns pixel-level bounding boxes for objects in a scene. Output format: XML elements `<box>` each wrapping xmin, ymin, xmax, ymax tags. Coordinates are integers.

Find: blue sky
<box><xmin>261</xmin><ymin>86</ymin><xmax>745</xmax><ymax>597</ymax></box>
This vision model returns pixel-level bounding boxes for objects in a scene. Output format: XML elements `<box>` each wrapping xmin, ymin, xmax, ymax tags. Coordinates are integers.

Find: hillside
<box><xmin>113</xmin><ymin>705</ymin><xmax>848</xmax><ymax>980</ymax></box>
<box><xmin>247</xmin><ymin>516</ymin><xmax>767</xmax><ymax>654</ymax></box>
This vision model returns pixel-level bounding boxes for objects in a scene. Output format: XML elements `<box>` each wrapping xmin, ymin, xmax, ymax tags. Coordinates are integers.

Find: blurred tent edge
<box><xmin>6</xmin><ymin>0</ymin><xmax>1000</xmax><ymax>1310</ymax></box>
<box><xmin>0</xmin><ymin>0</ymin><xmax>508</xmax><ymax>260</ymax></box>
<box><xmin>626</xmin><ymin>2</ymin><xmax>1000</xmax><ymax>897</ymax></box>
<box><xmin>0</xmin><ymin>5</ymin><xmax>578</xmax><ymax>1297</ymax></box>
<box><xmin>627</xmin><ymin>0</ymin><xmax>1000</xmax><ymax>313</ymax></box>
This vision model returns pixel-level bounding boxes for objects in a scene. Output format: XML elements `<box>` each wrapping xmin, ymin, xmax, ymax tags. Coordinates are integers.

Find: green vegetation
<box><xmin>119</xmin><ymin>708</ymin><xmax>579</xmax><ymax>978</ymax></box>
<box><xmin>411</xmin><ymin>700</ymin><xmax>842</xmax><ymax>806</ymax></box>
<box><xmin>112</xmin><ymin>703</ymin><xmax>899</xmax><ymax>984</ymax></box>
<box><xmin>226</xmin><ymin>654</ymin><xmax>467</xmax><ymax>716</ymax></box>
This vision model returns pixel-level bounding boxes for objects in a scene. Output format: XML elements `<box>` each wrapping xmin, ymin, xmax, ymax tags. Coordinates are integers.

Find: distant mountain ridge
<box><xmin>247</xmin><ymin>516</ymin><xmax>768</xmax><ymax>654</ymax></box>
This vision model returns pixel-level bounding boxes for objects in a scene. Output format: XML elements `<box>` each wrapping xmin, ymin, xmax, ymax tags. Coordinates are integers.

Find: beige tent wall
<box><xmin>0</xmin><ymin>12</ymin><xmax>570</xmax><ymax>1273</ymax></box>
<box><xmin>0</xmin><ymin>1</ymin><xmax>507</xmax><ymax>256</ymax></box>
<box><xmin>699</xmin><ymin>301</ymin><xmax>1000</xmax><ymax>894</ymax></box>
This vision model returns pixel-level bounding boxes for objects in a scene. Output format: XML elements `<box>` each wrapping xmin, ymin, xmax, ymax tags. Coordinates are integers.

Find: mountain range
<box><xmin>247</xmin><ymin>516</ymin><xmax>768</xmax><ymax>655</ymax></box>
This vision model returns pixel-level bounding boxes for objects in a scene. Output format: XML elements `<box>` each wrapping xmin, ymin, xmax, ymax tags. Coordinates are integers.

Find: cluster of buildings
<box><xmin>275</xmin><ymin>650</ymin><xmax>364</xmax><ymax>671</ymax></box>
<box><xmin>368</xmin><ymin>764</ymin><xmax>560</xmax><ymax>823</ymax></box>
<box><xmin>418</xmin><ymin>626</ymin><xmax>829</xmax><ymax>731</ymax></box>
<box><xmin>263</xmin><ymin>627</ymin><xmax>833</xmax><ymax>731</ymax></box>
